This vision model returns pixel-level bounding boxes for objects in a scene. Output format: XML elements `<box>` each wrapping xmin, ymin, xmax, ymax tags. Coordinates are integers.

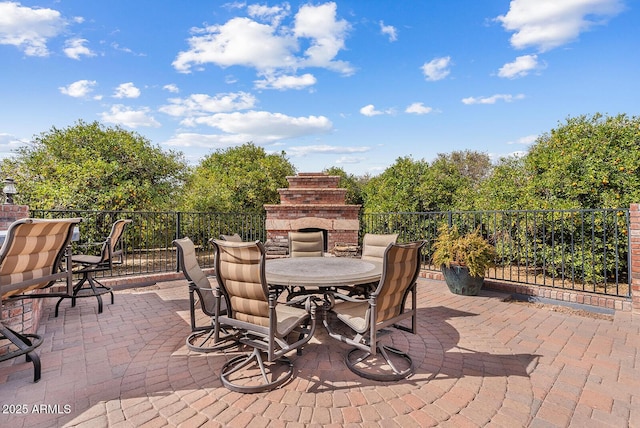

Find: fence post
<box><xmin>630</xmin><ymin>204</ymin><xmax>640</xmax><ymax>314</ymax></box>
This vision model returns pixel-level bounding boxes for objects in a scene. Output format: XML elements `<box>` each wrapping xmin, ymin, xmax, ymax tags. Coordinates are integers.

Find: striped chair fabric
<box><xmin>288</xmin><ymin>231</ymin><xmax>324</xmax><ymax>257</ymax></box>
<box><xmin>213</xmin><ymin>239</ymin><xmax>311</xmax><ymax>338</ymax></box>
<box><xmin>361</xmin><ymin>233</ymin><xmax>398</xmax><ymax>262</ymax></box>
<box><xmin>331</xmin><ymin>241</ymin><xmax>425</xmax><ymax>333</ymax></box>
<box><xmin>0</xmin><ymin>218</ymin><xmax>82</xmax><ymax>299</ymax></box>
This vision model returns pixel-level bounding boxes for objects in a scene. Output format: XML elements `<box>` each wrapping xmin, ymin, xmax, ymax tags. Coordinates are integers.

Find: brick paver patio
<box><xmin>1</xmin><ymin>278</ymin><xmax>638</xmax><ymax>427</ymax></box>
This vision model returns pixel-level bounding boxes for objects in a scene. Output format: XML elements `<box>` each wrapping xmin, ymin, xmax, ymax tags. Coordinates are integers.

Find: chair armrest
<box><xmin>332</xmin><ymin>292</ymin><xmax>368</xmax><ymax>303</ymax></box>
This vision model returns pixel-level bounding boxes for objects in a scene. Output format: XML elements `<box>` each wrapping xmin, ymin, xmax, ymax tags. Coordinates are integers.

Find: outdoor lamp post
<box><xmin>3</xmin><ymin>178</ymin><xmax>17</xmax><ymax>204</ymax></box>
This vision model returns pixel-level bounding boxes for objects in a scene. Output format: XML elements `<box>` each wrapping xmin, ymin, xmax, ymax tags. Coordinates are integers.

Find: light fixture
<box><xmin>3</xmin><ymin>178</ymin><xmax>17</xmax><ymax>204</ymax></box>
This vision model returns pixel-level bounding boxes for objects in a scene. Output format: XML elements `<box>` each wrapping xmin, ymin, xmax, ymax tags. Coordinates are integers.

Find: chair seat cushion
<box><xmin>276</xmin><ymin>304</ymin><xmax>310</xmax><ymax>337</ymax></box>
<box><xmin>333</xmin><ymin>300</ymin><xmax>369</xmax><ymax>334</ymax></box>
<box><xmin>72</xmin><ymin>254</ymin><xmax>102</xmax><ymax>265</ymax></box>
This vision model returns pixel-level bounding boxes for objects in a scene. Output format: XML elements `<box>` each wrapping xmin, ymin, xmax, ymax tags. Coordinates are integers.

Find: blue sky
<box><xmin>0</xmin><ymin>1</ymin><xmax>637</xmax><ymax>175</ymax></box>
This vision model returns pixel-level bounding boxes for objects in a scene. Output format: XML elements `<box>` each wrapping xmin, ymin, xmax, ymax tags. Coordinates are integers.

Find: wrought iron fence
<box><xmin>30</xmin><ymin>210</ymin><xmax>266</xmax><ymax>277</ymax></box>
<box><xmin>361</xmin><ymin>209</ymin><xmax>631</xmax><ymax>298</ymax></box>
<box><xmin>32</xmin><ymin>208</ymin><xmax>631</xmax><ymax>298</ymax></box>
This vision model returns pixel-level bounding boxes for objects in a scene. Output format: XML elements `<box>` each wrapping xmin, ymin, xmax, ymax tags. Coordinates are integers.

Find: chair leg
<box><xmin>0</xmin><ymin>324</ymin><xmax>43</xmax><ymax>382</ymax></box>
<box><xmin>345</xmin><ymin>344</ymin><xmax>414</xmax><ymax>381</ymax></box>
<box><xmin>220</xmin><ymin>348</ymin><xmax>293</xmax><ymax>393</ymax></box>
<box><xmin>186</xmin><ymin>327</ymin><xmax>238</xmax><ymax>353</ymax></box>
<box><xmin>55</xmin><ymin>272</ymin><xmax>114</xmax><ymax>315</ymax></box>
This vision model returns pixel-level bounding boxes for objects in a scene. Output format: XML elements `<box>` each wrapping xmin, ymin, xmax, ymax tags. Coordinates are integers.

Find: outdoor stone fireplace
<box><xmin>264</xmin><ymin>173</ymin><xmax>360</xmax><ymax>256</ymax></box>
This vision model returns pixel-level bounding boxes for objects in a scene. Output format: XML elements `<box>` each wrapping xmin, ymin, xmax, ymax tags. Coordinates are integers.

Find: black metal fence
<box><xmin>32</xmin><ymin>207</ymin><xmax>631</xmax><ymax>298</ymax></box>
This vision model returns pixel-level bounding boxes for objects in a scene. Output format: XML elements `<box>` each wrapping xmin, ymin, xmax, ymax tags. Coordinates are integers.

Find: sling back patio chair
<box><xmin>0</xmin><ymin>217</ymin><xmax>82</xmax><ymax>382</ymax></box>
<box><xmin>288</xmin><ymin>231</ymin><xmax>324</xmax><ymax>257</ymax></box>
<box><xmin>345</xmin><ymin>233</ymin><xmax>399</xmax><ymax>298</ymax></box>
<box><xmin>285</xmin><ymin>231</ymin><xmax>325</xmax><ymax>298</ymax></box>
<box><xmin>55</xmin><ymin>219</ymin><xmax>132</xmax><ymax>316</ymax></box>
<box><xmin>324</xmin><ymin>240</ymin><xmax>426</xmax><ymax>381</ymax></box>
<box><xmin>173</xmin><ymin>237</ymin><xmax>237</xmax><ymax>352</ymax></box>
<box><xmin>211</xmin><ymin>239</ymin><xmax>317</xmax><ymax>393</ymax></box>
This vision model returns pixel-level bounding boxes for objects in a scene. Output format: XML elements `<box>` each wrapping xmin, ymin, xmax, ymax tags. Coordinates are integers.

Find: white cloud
<box><xmin>462</xmin><ymin>94</ymin><xmax>525</xmax><ymax>105</ymax></box>
<box><xmin>496</xmin><ymin>0</ymin><xmax>624</xmax><ymax>52</ymax></box>
<box><xmin>507</xmin><ymin>134</ymin><xmax>538</xmax><ymax>145</ymax></box>
<box><xmin>405</xmin><ymin>102</ymin><xmax>433</xmax><ymax>115</ymax></box>
<box><xmin>113</xmin><ymin>82</ymin><xmax>141</xmax><ymax>99</ymax></box>
<box><xmin>254</xmin><ymin>73</ymin><xmax>317</xmax><ymax>90</ymax></box>
<box><xmin>422</xmin><ymin>56</ymin><xmax>452</xmax><ymax>81</ymax></box>
<box><xmin>498</xmin><ymin>54</ymin><xmax>541</xmax><ymax>79</ymax></box>
<box><xmin>160</xmin><ymin>92</ymin><xmax>257</xmax><ymax>119</ymax></box>
<box><xmin>380</xmin><ymin>21</ymin><xmax>397</xmax><ymax>42</ymax></box>
<box><xmin>189</xmin><ymin>111</ymin><xmax>332</xmax><ymax>144</ymax></box>
<box><xmin>162</xmin><ymin>132</ymin><xmax>245</xmax><ymax>149</ymax></box>
<box><xmin>0</xmin><ymin>2</ymin><xmax>66</xmax><ymax>56</ymax></box>
<box><xmin>286</xmin><ymin>145</ymin><xmax>371</xmax><ymax>157</ymax></box>
<box><xmin>336</xmin><ymin>156</ymin><xmax>366</xmax><ymax>165</ymax></box>
<box><xmin>100</xmin><ymin>105</ymin><xmax>160</xmax><ymax>128</ymax></box>
<box><xmin>247</xmin><ymin>3</ymin><xmax>290</xmax><ymax>26</ymax></box>
<box><xmin>0</xmin><ymin>133</ymin><xmax>27</xmax><ymax>159</ymax></box>
<box><xmin>173</xmin><ymin>2</ymin><xmax>353</xmax><ymax>78</ymax></box>
<box><xmin>63</xmin><ymin>38</ymin><xmax>95</xmax><ymax>60</ymax></box>
<box><xmin>163</xmin><ymin>84</ymin><xmax>179</xmax><ymax>93</ymax></box>
<box><xmin>59</xmin><ymin>79</ymin><xmax>97</xmax><ymax>98</ymax></box>
<box><xmin>360</xmin><ymin>104</ymin><xmax>383</xmax><ymax>117</ymax></box>
<box><xmin>293</xmin><ymin>2</ymin><xmax>352</xmax><ymax>73</ymax></box>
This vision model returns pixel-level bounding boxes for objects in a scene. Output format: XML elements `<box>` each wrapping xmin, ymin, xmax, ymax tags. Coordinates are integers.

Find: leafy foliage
<box><xmin>362</xmin><ymin>156</ymin><xmax>428</xmax><ymax>213</ymax></box>
<box><xmin>1</xmin><ymin>120</ymin><xmax>187</xmax><ymax>211</ymax></box>
<box><xmin>323</xmin><ymin>166</ymin><xmax>365</xmax><ymax>206</ymax></box>
<box><xmin>180</xmin><ymin>143</ymin><xmax>295</xmax><ymax>213</ymax></box>
<box><xmin>420</xmin><ymin>150</ymin><xmax>492</xmax><ymax>211</ymax></box>
<box><xmin>525</xmin><ymin>113</ymin><xmax>640</xmax><ymax>209</ymax></box>
<box><xmin>431</xmin><ymin>224</ymin><xmax>496</xmax><ymax>278</ymax></box>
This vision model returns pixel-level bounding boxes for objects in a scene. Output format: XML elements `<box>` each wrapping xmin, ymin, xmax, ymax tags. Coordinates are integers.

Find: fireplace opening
<box><xmin>297</xmin><ymin>228</ymin><xmax>328</xmax><ymax>252</ymax></box>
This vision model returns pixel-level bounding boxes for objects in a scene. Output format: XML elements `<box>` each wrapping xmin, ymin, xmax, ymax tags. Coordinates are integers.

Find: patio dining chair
<box><xmin>344</xmin><ymin>233</ymin><xmax>399</xmax><ymax>298</ymax></box>
<box><xmin>0</xmin><ymin>217</ymin><xmax>82</xmax><ymax>382</ymax></box>
<box><xmin>55</xmin><ymin>219</ymin><xmax>132</xmax><ymax>316</ymax></box>
<box><xmin>211</xmin><ymin>239</ymin><xmax>317</xmax><ymax>393</ymax></box>
<box><xmin>173</xmin><ymin>237</ymin><xmax>237</xmax><ymax>352</ymax></box>
<box><xmin>288</xmin><ymin>231</ymin><xmax>324</xmax><ymax>257</ymax></box>
<box><xmin>324</xmin><ymin>240</ymin><xmax>425</xmax><ymax>381</ymax></box>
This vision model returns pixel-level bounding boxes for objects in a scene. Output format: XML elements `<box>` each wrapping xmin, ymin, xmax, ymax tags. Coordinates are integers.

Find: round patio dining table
<box><xmin>265</xmin><ymin>256</ymin><xmax>383</xmax><ymax>292</ymax></box>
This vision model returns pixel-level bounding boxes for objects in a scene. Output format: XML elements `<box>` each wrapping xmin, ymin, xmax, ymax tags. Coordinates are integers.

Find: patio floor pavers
<box><xmin>0</xmin><ymin>278</ymin><xmax>638</xmax><ymax>427</ymax></box>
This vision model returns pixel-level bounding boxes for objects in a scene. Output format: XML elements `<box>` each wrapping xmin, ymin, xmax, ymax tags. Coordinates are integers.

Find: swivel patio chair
<box><xmin>55</xmin><ymin>219</ymin><xmax>132</xmax><ymax>316</ymax></box>
<box><xmin>173</xmin><ymin>237</ymin><xmax>237</xmax><ymax>352</ymax></box>
<box><xmin>346</xmin><ymin>233</ymin><xmax>399</xmax><ymax>298</ymax></box>
<box><xmin>324</xmin><ymin>240</ymin><xmax>425</xmax><ymax>381</ymax></box>
<box><xmin>285</xmin><ymin>231</ymin><xmax>325</xmax><ymax>298</ymax></box>
<box><xmin>0</xmin><ymin>217</ymin><xmax>82</xmax><ymax>382</ymax></box>
<box><xmin>211</xmin><ymin>239</ymin><xmax>317</xmax><ymax>393</ymax></box>
<box><xmin>361</xmin><ymin>233</ymin><xmax>399</xmax><ymax>262</ymax></box>
<box><xmin>288</xmin><ymin>231</ymin><xmax>324</xmax><ymax>257</ymax></box>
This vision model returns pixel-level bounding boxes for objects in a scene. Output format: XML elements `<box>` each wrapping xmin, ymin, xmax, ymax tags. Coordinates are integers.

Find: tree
<box><xmin>362</xmin><ymin>156</ymin><xmax>428</xmax><ymax>213</ymax></box>
<box><xmin>524</xmin><ymin>113</ymin><xmax>640</xmax><ymax>209</ymax></box>
<box><xmin>322</xmin><ymin>166</ymin><xmax>364</xmax><ymax>206</ymax></box>
<box><xmin>420</xmin><ymin>150</ymin><xmax>492</xmax><ymax>211</ymax></box>
<box><xmin>1</xmin><ymin>120</ymin><xmax>187</xmax><ymax>211</ymax></box>
<box><xmin>181</xmin><ymin>143</ymin><xmax>295</xmax><ymax>212</ymax></box>
<box><xmin>474</xmin><ymin>155</ymin><xmax>533</xmax><ymax>211</ymax></box>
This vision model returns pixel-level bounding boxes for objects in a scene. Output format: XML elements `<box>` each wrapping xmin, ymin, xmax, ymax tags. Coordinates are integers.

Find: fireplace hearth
<box><xmin>264</xmin><ymin>173</ymin><xmax>360</xmax><ymax>256</ymax></box>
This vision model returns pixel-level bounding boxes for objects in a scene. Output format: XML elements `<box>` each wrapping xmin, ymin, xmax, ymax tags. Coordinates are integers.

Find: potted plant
<box><xmin>431</xmin><ymin>224</ymin><xmax>496</xmax><ymax>295</ymax></box>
